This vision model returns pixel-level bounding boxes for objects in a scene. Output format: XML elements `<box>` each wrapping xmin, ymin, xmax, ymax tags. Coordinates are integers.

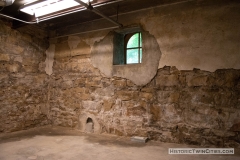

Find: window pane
<box><xmin>127</xmin><ymin>49</ymin><xmax>139</xmax><ymax>64</ymax></box>
<box><xmin>127</xmin><ymin>33</ymin><xmax>139</xmax><ymax>48</ymax></box>
<box><xmin>140</xmin><ymin>48</ymin><xmax>142</xmax><ymax>63</ymax></box>
<box><xmin>140</xmin><ymin>33</ymin><xmax>142</xmax><ymax>47</ymax></box>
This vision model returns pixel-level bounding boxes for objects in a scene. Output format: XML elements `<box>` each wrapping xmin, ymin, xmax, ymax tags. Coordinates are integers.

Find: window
<box><xmin>113</xmin><ymin>27</ymin><xmax>143</xmax><ymax>65</ymax></box>
<box><xmin>20</xmin><ymin>0</ymin><xmax>92</xmax><ymax>17</ymax></box>
<box><xmin>125</xmin><ymin>32</ymin><xmax>142</xmax><ymax>64</ymax></box>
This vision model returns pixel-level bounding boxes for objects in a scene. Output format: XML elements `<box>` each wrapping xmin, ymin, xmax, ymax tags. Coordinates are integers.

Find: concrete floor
<box><xmin>0</xmin><ymin>126</ymin><xmax>239</xmax><ymax>160</ymax></box>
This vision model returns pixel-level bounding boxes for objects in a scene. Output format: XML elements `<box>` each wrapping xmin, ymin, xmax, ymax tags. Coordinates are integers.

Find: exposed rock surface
<box><xmin>0</xmin><ymin>20</ymin><xmax>50</xmax><ymax>132</ymax></box>
<box><xmin>49</xmin><ymin>52</ymin><xmax>240</xmax><ymax>147</ymax></box>
<box><xmin>1</xmin><ymin>13</ymin><xmax>240</xmax><ymax>148</ymax></box>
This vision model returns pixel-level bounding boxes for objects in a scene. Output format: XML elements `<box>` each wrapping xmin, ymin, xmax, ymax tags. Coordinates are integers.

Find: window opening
<box><xmin>125</xmin><ymin>32</ymin><xmax>142</xmax><ymax>64</ymax></box>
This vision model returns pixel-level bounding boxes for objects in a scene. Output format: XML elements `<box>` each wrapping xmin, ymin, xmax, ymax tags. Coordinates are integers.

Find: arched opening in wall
<box><xmin>85</xmin><ymin>117</ymin><xmax>94</xmax><ymax>133</ymax></box>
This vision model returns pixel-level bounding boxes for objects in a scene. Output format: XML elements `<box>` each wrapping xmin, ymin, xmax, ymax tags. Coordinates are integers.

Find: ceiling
<box><xmin>0</xmin><ymin>0</ymin><xmax>185</xmax><ymax>30</ymax></box>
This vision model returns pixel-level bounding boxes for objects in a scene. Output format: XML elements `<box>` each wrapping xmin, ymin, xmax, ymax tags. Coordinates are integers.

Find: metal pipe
<box><xmin>51</xmin><ymin>26</ymin><xmax>119</xmax><ymax>39</ymax></box>
<box><xmin>0</xmin><ymin>13</ymin><xmax>37</xmax><ymax>24</ymax></box>
<box><xmin>74</xmin><ymin>0</ymin><xmax>123</xmax><ymax>27</ymax></box>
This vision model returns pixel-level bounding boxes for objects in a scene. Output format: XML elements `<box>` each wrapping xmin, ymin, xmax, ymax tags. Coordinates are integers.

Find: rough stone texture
<box><xmin>49</xmin><ymin>47</ymin><xmax>240</xmax><ymax>147</ymax></box>
<box><xmin>1</xmin><ymin>0</ymin><xmax>240</xmax><ymax>149</ymax></box>
<box><xmin>0</xmin><ymin>19</ymin><xmax>50</xmax><ymax>132</ymax></box>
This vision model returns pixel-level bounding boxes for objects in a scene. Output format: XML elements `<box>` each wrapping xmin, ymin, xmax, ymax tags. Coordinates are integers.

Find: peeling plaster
<box><xmin>91</xmin><ymin>30</ymin><xmax>161</xmax><ymax>86</ymax></box>
<box><xmin>80</xmin><ymin>31</ymin><xmax>110</xmax><ymax>50</ymax></box>
<box><xmin>68</xmin><ymin>36</ymin><xmax>80</xmax><ymax>50</ymax></box>
<box><xmin>45</xmin><ymin>44</ymin><xmax>55</xmax><ymax>75</ymax></box>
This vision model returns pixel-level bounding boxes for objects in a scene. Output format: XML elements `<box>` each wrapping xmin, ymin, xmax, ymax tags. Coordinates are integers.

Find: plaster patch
<box><xmin>13</xmin><ymin>56</ymin><xmax>23</xmax><ymax>63</ymax></box>
<box><xmin>68</xmin><ymin>36</ymin><xmax>80</xmax><ymax>49</ymax></box>
<box><xmin>81</xmin><ymin>31</ymin><xmax>110</xmax><ymax>49</ymax></box>
<box><xmin>91</xmin><ymin>30</ymin><xmax>161</xmax><ymax>86</ymax></box>
<box><xmin>45</xmin><ymin>44</ymin><xmax>55</xmax><ymax>75</ymax></box>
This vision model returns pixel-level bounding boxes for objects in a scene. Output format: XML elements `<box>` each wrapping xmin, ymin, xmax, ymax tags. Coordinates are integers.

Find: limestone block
<box><xmin>74</xmin><ymin>78</ymin><xmax>86</xmax><ymax>87</ymax></box>
<box><xmin>127</xmin><ymin>79</ymin><xmax>136</xmax><ymax>87</ymax></box>
<box><xmin>113</xmin><ymin>79</ymin><xmax>127</xmax><ymax>88</ymax></box>
<box><xmin>0</xmin><ymin>62</ymin><xmax>7</xmax><ymax>71</ymax></box>
<box><xmin>162</xmin><ymin>104</ymin><xmax>182</xmax><ymax>123</ymax></box>
<box><xmin>127</xmin><ymin>105</ymin><xmax>146</xmax><ymax>116</ymax></box>
<box><xmin>150</xmin><ymin>104</ymin><xmax>162</xmax><ymax>121</ymax></box>
<box><xmin>230</xmin><ymin>122</ymin><xmax>240</xmax><ymax>131</ymax></box>
<box><xmin>116</xmin><ymin>91</ymin><xmax>134</xmax><ymax>101</ymax></box>
<box><xmin>156</xmin><ymin>75</ymin><xmax>179</xmax><ymax>86</ymax></box>
<box><xmin>86</xmin><ymin>77</ymin><xmax>101</xmax><ymax>87</ymax></box>
<box><xmin>103</xmin><ymin>98</ymin><xmax>114</xmax><ymax>111</ymax></box>
<box><xmin>71</xmin><ymin>87</ymin><xmax>85</xmax><ymax>94</ymax></box>
<box><xmin>33</xmin><ymin>74</ymin><xmax>47</xmax><ymax>87</ymax></box>
<box><xmin>213</xmin><ymin>69</ymin><xmax>240</xmax><ymax>87</ymax></box>
<box><xmin>157</xmin><ymin>66</ymin><xmax>171</xmax><ymax>75</ymax></box>
<box><xmin>80</xmin><ymin>93</ymin><xmax>92</xmax><ymax>100</ymax></box>
<box><xmin>61</xmin><ymin>80</ymin><xmax>73</xmax><ymax>89</ymax></box>
<box><xmin>184</xmin><ymin>110</ymin><xmax>216</xmax><ymax>128</ymax></box>
<box><xmin>214</xmin><ymin>92</ymin><xmax>237</xmax><ymax>108</ymax></box>
<box><xmin>5</xmin><ymin>43</ymin><xmax>24</xmax><ymax>55</ymax></box>
<box><xmin>13</xmin><ymin>56</ymin><xmax>23</xmax><ymax>63</ymax></box>
<box><xmin>186</xmin><ymin>75</ymin><xmax>208</xmax><ymax>86</ymax></box>
<box><xmin>6</xmin><ymin>63</ymin><xmax>20</xmax><ymax>73</ymax></box>
<box><xmin>196</xmin><ymin>106</ymin><xmax>218</xmax><ymax>116</ymax></box>
<box><xmin>141</xmin><ymin>88</ymin><xmax>155</xmax><ymax>93</ymax></box>
<box><xmin>94</xmin><ymin>85</ymin><xmax>115</xmax><ymax>97</ymax></box>
<box><xmin>0</xmin><ymin>54</ymin><xmax>10</xmax><ymax>61</ymax></box>
<box><xmin>157</xmin><ymin>91</ymin><xmax>180</xmax><ymax>104</ymax></box>
<box><xmin>22</xmin><ymin>57</ymin><xmax>38</xmax><ymax>66</ymax></box>
<box><xmin>0</xmin><ymin>74</ymin><xmax>8</xmax><ymax>81</ymax></box>
<box><xmin>191</xmin><ymin>92</ymin><xmax>215</xmax><ymax>105</ymax></box>
<box><xmin>82</xmin><ymin>101</ymin><xmax>102</xmax><ymax>113</ymax></box>
<box><xmin>140</xmin><ymin>92</ymin><xmax>153</xmax><ymax>100</ymax></box>
<box><xmin>122</xmin><ymin>101</ymin><xmax>135</xmax><ymax>109</ymax></box>
<box><xmin>22</xmin><ymin>65</ymin><xmax>39</xmax><ymax>73</ymax></box>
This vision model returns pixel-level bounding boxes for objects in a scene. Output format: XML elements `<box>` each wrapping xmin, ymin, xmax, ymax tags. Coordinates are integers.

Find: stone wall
<box><xmin>47</xmin><ymin>0</ymin><xmax>240</xmax><ymax>147</ymax></box>
<box><xmin>49</xmin><ymin>51</ymin><xmax>240</xmax><ymax>147</ymax></box>
<box><xmin>0</xmin><ymin>0</ymin><xmax>239</xmax><ymax>149</ymax></box>
<box><xmin>0</xmin><ymin>19</ymin><xmax>50</xmax><ymax>132</ymax></box>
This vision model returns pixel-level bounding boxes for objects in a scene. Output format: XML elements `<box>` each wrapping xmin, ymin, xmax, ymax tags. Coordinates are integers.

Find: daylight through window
<box><xmin>125</xmin><ymin>32</ymin><xmax>142</xmax><ymax>64</ymax></box>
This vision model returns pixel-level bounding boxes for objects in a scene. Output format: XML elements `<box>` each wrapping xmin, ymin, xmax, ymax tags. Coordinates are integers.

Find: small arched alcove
<box><xmin>79</xmin><ymin>113</ymin><xmax>101</xmax><ymax>134</ymax></box>
<box><xmin>85</xmin><ymin>117</ymin><xmax>94</xmax><ymax>133</ymax></box>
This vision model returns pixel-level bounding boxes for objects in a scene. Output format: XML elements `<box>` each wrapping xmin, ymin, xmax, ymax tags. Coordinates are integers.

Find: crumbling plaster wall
<box><xmin>0</xmin><ymin>19</ymin><xmax>50</xmax><ymax>132</ymax></box>
<box><xmin>50</xmin><ymin>0</ymin><xmax>240</xmax><ymax>86</ymax></box>
<box><xmin>54</xmin><ymin>0</ymin><xmax>240</xmax><ymax>72</ymax></box>
<box><xmin>91</xmin><ymin>30</ymin><xmax>161</xmax><ymax>86</ymax></box>
<box><xmin>0</xmin><ymin>0</ymin><xmax>238</xmax><ymax>148</ymax></box>
<box><xmin>47</xmin><ymin>0</ymin><xmax>240</xmax><ymax>147</ymax></box>
<box><xmin>116</xmin><ymin>0</ymin><xmax>240</xmax><ymax>71</ymax></box>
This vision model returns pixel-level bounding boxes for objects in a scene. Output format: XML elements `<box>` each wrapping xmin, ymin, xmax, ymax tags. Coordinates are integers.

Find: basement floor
<box><xmin>0</xmin><ymin>126</ymin><xmax>239</xmax><ymax>160</ymax></box>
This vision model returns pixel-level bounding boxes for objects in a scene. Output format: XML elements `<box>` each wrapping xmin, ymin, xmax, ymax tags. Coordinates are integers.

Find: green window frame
<box><xmin>124</xmin><ymin>32</ymin><xmax>142</xmax><ymax>64</ymax></box>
